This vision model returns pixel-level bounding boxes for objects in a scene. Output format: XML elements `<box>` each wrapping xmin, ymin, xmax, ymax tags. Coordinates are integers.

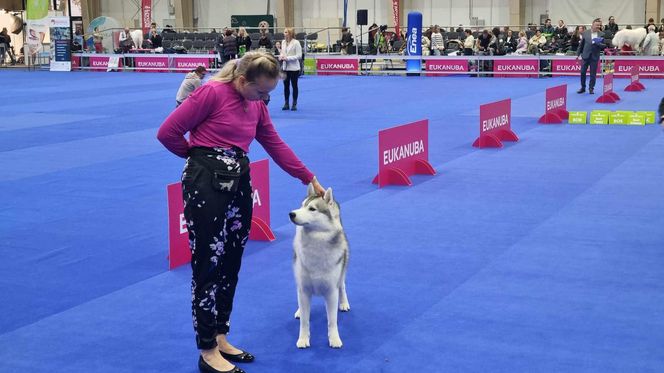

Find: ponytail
<box><xmin>210</xmin><ymin>51</ymin><xmax>281</xmax><ymax>84</ymax></box>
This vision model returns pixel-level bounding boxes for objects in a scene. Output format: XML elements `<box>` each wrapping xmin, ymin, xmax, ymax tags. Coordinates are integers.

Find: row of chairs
<box><xmin>161</xmin><ymin>31</ymin><xmax>318</xmax><ymax>43</ymax></box>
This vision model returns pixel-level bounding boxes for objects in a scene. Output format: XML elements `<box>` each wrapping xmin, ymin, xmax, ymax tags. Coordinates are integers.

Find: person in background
<box><xmin>576</xmin><ymin>18</ymin><xmax>605</xmax><ymax>94</ymax></box>
<box><xmin>157</xmin><ymin>52</ymin><xmax>325</xmax><ymax>373</ymax></box>
<box><xmin>528</xmin><ymin>29</ymin><xmax>546</xmax><ymax>54</ymax></box>
<box><xmin>236</xmin><ymin>27</ymin><xmax>251</xmax><ymax>57</ymax></box>
<box><xmin>339</xmin><ymin>27</ymin><xmax>354</xmax><ymax>55</ymax></box>
<box><xmin>645</xmin><ymin>18</ymin><xmax>656</xmax><ymax>31</ymax></box>
<box><xmin>504</xmin><ymin>29</ymin><xmax>517</xmax><ymax>53</ymax></box>
<box><xmin>257</xmin><ymin>32</ymin><xmax>272</xmax><ymax>51</ymax></box>
<box><xmin>604</xmin><ymin>16</ymin><xmax>619</xmax><ymax>38</ymax></box>
<box><xmin>279</xmin><ymin>27</ymin><xmax>302</xmax><ymax>111</ymax></box>
<box><xmin>569</xmin><ymin>25</ymin><xmax>585</xmax><ymax>52</ymax></box>
<box><xmin>149</xmin><ymin>28</ymin><xmax>163</xmax><ymax>49</ymax></box>
<box><xmin>555</xmin><ymin>20</ymin><xmax>569</xmax><ymax>40</ymax></box>
<box><xmin>659</xmin><ymin>97</ymin><xmax>664</xmax><ymax>126</ymax></box>
<box><xmin>642</xmin><ymin>25</ymin><xmax>659</xmax><ymax>56</ymax></box>
<box><xmin>176</xmin><ymin>65</ymin><xmax>206</xmax><ymax>107</ymax></box>
<box><xmin>93</xmin><ymin>27</ymin><xmax>103</xmax><ymax>53</ymax></box>
<box><xmin>222</xmin><ymin>29</ymin><xmax>237</xmax><ymax>63</ymax></box>
<box><xmin>658</xmin><ymin>30</ymin><xmax>664</xmax><ymax>55</ymax></box>
<box><xmin>0</xmin><ymin>27</ymin><xmax>15</xmax><ymax>65</ymax></box>
<box><xmin>119</xmin><ymin>27</ymin><xmax>133</xmax><ymax>53</ymax></box>
<box><xmin>515</xmin><ymin>30</ymin><xmax>528</xmax><ymax>53</ymax></box>
<box><xmin>421</xmin><ymin>32</ymin><xmax>431</xmax><ymax>56</ymax></box>
<box><xmin>541</xmin><ymin>18</ymin><xmax>555</xmax><ymax>37</ymax></box>
<box><xmin>430</xmin><ymin>25</ymin><xmax>444</xmax><ymax>55</ymax></box>
<box><xmin>463</xmin><ymin>29</ymin><xmax>474</xmax><ymax>55</ymax></box>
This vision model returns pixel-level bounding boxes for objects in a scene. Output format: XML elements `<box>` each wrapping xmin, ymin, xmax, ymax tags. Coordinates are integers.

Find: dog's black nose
<box><xmin>289</xmin><ymin>212</ymin><xmax>296</xmax><ymax>219</ymax></box>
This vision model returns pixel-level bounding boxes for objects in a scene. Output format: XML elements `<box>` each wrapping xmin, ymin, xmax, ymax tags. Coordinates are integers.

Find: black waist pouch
<box><xmin>188</xmin><ymin>147</ymin><xmax>250</xmax><ymax>193</ymax></box>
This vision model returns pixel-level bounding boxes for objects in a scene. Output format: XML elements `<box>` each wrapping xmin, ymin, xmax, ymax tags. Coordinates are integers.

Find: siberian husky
<box><xmin>288</xmin><ymin>184</ymin><xmax>350</xmax><ymax>348</ymax></box>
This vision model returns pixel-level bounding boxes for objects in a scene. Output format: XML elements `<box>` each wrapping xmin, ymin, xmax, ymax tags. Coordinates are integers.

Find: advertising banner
<box><xmin>49</xmin><ymin>17</ymin><xmax>71</xmax><ymax>71</ymax></box>
<box><xmin>373</xmin><ymin>119</ymin><xmax>435</xmax><ymax>187</ymax></box>
<box><xmin>493</xmin><ymin>58</ymin><xmax>538</xmax><ymax>78</ymax></box>
<box><xmin>596</xmin><ymin>73</ymin><xmax>621</xmax><ymax>103</ymax></box>
<box><xmin>551</xmin><ymin>59</ymin><xmax>601</xmax><ymax>76</ymax></box>
<box><xmin>316</xmin><ymin>58</ymin><xmax>359</xmax><ymax>76</ymax></box>
<box><xmin>538</xmin><ymin>84</ymin><xmax>569</xmax><ymax>123</ymax></box>
<box><xmin>614</xmin><ymin>59</ymin><xmax>664</xmax><ymax>79</ymax></box>
<box><xmin>26</xmin><ymin>0</ymin><xmax>49</xmax><ymax>65</ymax></box>
<box><xmin>172</xmin><ymin>56</ymin><xmax>213</xmax><ymax>71</ymax></box>
<box><xmin>425</xmin><ymin>59</ymin><xmax>468</xmax><ymax>76</ymax></box>
<box><xmin>405</xmin><ymin>12</ymin><xmax>422</xmax><ymax>74</ymax></box>
<box><xmin>134</xmin><ymin>55</ymin><xmax>169</xmax><ymax>72</ymax></box>
<box><xmin>142</xmin><ymin>0</ymin><xmax>152</xmax><ymax>36</ymax></box>
<box><xmin>392</xmin><ymin>0</ymin><xmax>400</xmax><ymax>38</ymax></box>
<box><xmin>473</xmin><ymin>98</ymin><xmax>519</xmax><ymax>148</ymax></box>
<box><xmin>89</xmin><ymin>55</ymin><xmax>123</xmax><ymax>71</ymax></box>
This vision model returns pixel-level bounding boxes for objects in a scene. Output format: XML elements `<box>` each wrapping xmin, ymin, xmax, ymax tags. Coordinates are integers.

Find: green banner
<box><xmin>637</xmin><ymin>111</ymin><xmax>656</xmax><ymax>124</ymax></box>
<box><xmin>589</xmin><ymin>111</ymin><xmax>609</xmax><ymax>125</ymax></box>
<box><xmin>568</xmin><ymin>111</ymin><xmax>587</xmax><ymax>124</ymax></box>
<box><xmin>303</xmin><ymin>58</ymin><xmax>316</xmax><ymax>75</ymax></box>
<box><xmin>26</xmin><ymin>0</ymin><xmax>49</xmax><ymax>20</ymax></box>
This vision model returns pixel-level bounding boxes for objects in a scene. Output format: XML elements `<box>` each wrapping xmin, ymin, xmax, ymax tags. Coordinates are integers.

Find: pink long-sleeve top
<box><xmin>157</xmin><ymin>81</ymin><xmax>314</xmax><ymax>184</ymax></box>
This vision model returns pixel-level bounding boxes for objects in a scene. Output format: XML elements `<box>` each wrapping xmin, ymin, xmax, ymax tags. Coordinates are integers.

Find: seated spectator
<box><xmin>555</xmin><ymin>20</ymin><xmax>569</xmax><ymax>40</ymax></box>
<box><xmin>463</xmin><ymin>29</ymin><xmax>474</xmax><ymax>55</ymax></box>
<box><xmin>604</xmin><ymin>16</ymin><xmax>619</xmax><ymax>38</ymax></box>
<box><xmin>569</xmin><ymin>25</ymin><xmax>584</xmax><ymax>52</ymax></box>
<box><xmin>659</xmin><ymin>30</ymin><xmax>664</xmax><ymax>55</ymax></box>
<box><xmin>645</xmin><ymin>18</ymin><xmax>656</xmax><ymax>31</ymax></box>
<box><xmin>476</xmin><ymin>29</ymin><xmax>491</xmax><ymax>54</ymax></box>
<box><xmin>642</xmin><ymin>25</ymin><xmax>659</xmax><ymax>55</ymax></box>
<box><xmin>236</xmin><ymin>27</ymin><xmax>251</xmax><ymax>56</ymax></box>
<box><xmin>430</xmin><ymin>25</ymin><xmax>444</xmax><ymax>55</ymax></box>
<box><xmin>162</xmin><ymin>25</ymin><xmax>175</xmax><ymax>34</ymax></box>
<box><xmin>504</xmin><ymin>29</ymin><xmax>517</xmax><ymax>53</ymax></box>
<box><xmin>659</xmin><ymin>18</ymin><xmax>664</xmax><ymax>33</ymax></box>
<box><xmin>257</xmin><ymin>32</ymin><xmax>272</xmax><ymax>51</ymax></box>
<box><xmin>340</xmin><ymin>27</ymin><xmax>354</xmax><ymax>54</ymax></box>
<box><xmin>119</xmin><ymin>27</ymin><xmax>134</xmax><ymax>52</ymax></box>
<box><xmin>528</xmin><ymin>29</ymin><xmax>546</xmax><ymax>54</ymax></box>
<box><xmin>149</xmin><ymin>29</ymin><xmax>162</xmax><ymax>49</ymax></box>
<box><xmin>421</xmin><ymin>34</ymin><xmax>430</xmax><ymax>56</ymax></box>
<box><xmin>541</xmin><ymin>18</ymin><xmax>555</xmax><ymax>36</ymax></box>
<box><xmin>515</xmin><ymin>31</ymin><xmax>528</xmax><ymax>53</ymax></box>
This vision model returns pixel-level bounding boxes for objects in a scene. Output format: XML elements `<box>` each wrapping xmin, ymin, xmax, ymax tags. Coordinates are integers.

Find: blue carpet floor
<box><xmin>1</xmin><ymin>70</ymin><xmax>663</xmax><ymax>373</ymax></box>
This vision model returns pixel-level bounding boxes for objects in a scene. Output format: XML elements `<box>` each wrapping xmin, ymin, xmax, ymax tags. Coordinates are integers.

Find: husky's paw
<box><xmin>339</xmin><ymin>302</ymin><xmax>350</xmax><ymax>312</ymax></box>
<box><xmin>329</xmin><ymin>335</ymin><xmax>343</xmax><ymax>348</ymax></box>
<box><xmin>294</xmin><ymin>309</ymin><xmax>301</xmax><ymax>319</ymax></box>
<box><xmin>296</xmin><ymin>337</ymin><xmax>310</xmax><ymax>349</ymax></box>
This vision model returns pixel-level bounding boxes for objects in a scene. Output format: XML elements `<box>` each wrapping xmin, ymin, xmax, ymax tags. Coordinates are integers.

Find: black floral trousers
<box><xmin>181</xmin><ymin>147</ymin><xmax>253</xmax><ymax>350</ymax></box>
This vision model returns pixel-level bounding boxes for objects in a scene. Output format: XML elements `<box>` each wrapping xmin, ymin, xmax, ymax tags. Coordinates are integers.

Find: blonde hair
<box><xmin>209</xmin><ymin>51</ymin><xmax>281</xmax><ymax>83</ymax></box>
<box><xmin>239</xmin><ymin>27</ymin><xmax>247</xmax><ymax>37</ymax></box>
<box><xmin>284</xmin><ymin>27</ymin><xmax>295</xmax><ymax>40</ymax></box>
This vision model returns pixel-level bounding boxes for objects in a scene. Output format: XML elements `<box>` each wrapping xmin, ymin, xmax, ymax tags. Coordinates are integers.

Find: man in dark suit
<box><xmin>576</xmin><ymin>18</ymin><xmax>605</xmax><ymax>94</ymax></box>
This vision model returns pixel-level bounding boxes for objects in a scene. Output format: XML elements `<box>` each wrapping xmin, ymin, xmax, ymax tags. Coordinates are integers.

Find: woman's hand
<box><xmin>311</xmin><ymin>176</ymin><xmax>325</xmax><ymax>197</ymax></box>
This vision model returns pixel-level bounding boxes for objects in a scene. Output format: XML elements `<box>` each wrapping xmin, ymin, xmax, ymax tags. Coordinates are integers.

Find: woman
<box><xmin>569</xmin><ymin>25</ymin><xmax>584</xmax><ymax>52</ymax></box>
<box><xmin>157</xmin><ymin>52</ymin><xmax>325</xmax><ymax>373</ymax></box>
<box><xmin>222</xmin><ymin>29</ymin><xmax>237</xmax><ymax>63</ymax></box>
<box><xmin>279</xmin><ymin>27</ymin><xmax>302</xmax><ymax>111</ymax></box>
<box><xmin>93</xmin><ymin>27</ymin><xmax>103</xmax><ymax>53</ymax></box>
<box><xmin>236</xmin><ymin>27</ymin><xmax>251</xmax><ymax>56</ymax></box>
<box><xmin>430</xmin><ymin>25</ymin><xmax>444</xmax><ymax>55</ymax></box>
<box><xmin>515</xmin><ymin>31</ymin><xmax>528</xmax><ymax>53</ymax></box>
<box><xmin>462</xmin><ymin>29</ymin><xmax>474</xmax><ymax>55</ymax></box>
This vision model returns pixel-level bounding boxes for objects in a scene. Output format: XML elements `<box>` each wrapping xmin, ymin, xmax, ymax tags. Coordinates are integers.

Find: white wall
<box><xmin>98</xmin><ymin>0</ymin><xmax>656</xmax><ymax>31</ymax></box>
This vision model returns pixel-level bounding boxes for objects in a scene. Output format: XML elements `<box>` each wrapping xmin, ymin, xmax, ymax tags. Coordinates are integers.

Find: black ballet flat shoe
<box><xmin>576</xmin><ymin>88</ymin><xmax>586</xmax><ymax>94</ymax></box>
<box><xmin>198</xmin><ymin>356</ymin><xmax>245</xmax><ymax>373</ymax></box>
<box><xmin>290</xmin><ymin>104</ymin><xmax>297</xmax><ymax>111</ymax></box>
<box><xmin>589</xmin><ymin>88</ymin><xmax>594</xmax><ymax>94</ymax></box>
<box><xmin>282</xmin><ymin>104</ymin><xmax>290</xmax><ymax>110</ymax></box>
<box><xmin>220</xmin><ymin>350</ymin><xmax>255</xmax><ymax>363</ymax></box>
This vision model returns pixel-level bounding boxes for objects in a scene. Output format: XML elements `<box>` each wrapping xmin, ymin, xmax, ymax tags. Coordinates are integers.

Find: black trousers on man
<box><xmin>580</xmin><ymin>57</ymin><xmax>599</xmax><ymax>90</ymax></box>
<box><xmin>182</xmin><ymin>147</ymin><xmax>253</xmax><ymax>350</ymax></box>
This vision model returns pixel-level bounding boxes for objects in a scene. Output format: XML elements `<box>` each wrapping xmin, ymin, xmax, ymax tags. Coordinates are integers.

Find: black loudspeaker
<box><xmin>357</xmin><ymin>9</ymin><xmax>368</xmax><ymax>26</ymax></box>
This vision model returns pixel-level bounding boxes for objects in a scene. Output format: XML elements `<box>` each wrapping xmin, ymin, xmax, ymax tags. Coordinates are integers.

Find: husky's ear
<box><xmin>307</xmin><ymin>183</ymin><xmax>316</xmax><ymax>197</ymax></box>
<box><xmin>323</xmin><ymin>187</ymin><xmax>334</xmax><ymax>204</ymax></box>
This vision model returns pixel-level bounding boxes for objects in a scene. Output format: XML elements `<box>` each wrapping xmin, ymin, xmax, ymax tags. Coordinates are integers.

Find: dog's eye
<box><xmin>308</xmin><ymin>207</ymin><xmax>316</xmax><ymax>211</ymax></box>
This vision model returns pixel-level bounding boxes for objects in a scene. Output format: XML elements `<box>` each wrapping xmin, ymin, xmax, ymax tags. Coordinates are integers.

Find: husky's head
<box><xmin>289</xmin><ymin>184</ymin><xmax>341</xmax><ymax>230</ymax></box>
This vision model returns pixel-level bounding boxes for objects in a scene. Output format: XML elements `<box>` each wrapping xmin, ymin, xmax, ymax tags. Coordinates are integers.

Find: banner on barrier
<box><xmin>597</xmin><ymin>73</ymin><xmax>621</xmax><ymax>103</ymax></box>
<box><xmin>551</xmin><ymin>59</ymin><xmax>601</xmax><ymax>76</ymax></box>
<box><xmin>473</xmin><ymin>98</ymin><xmax>519</xmax><ymax>148</ymax></box>
<box><xmin>167</xmin><ymin>159</ymin><xmax>274</xmax><ymax>270</ymax></box>
<box><xmin>316</xmin><ymin>58</ymin><xmax>359</xmax><ymax>75</ymax></box>
<box><xmin>142</xmin><ymin>0</ymin><xmax>152</xmax><ymax>36</ymax></box>
<box><xmin>372</xmin><ymin>119</ymin><xmax>435</xmax><ymax>187</ymax></box>
<box><xmin>134</xmin><ymin>56</ymin><xmax>169</xmax><ymax>72</ymax></box>
<box><xmin>493</xmin><ymin>59</ymin><xmax>538</xmax><ymax>78</ymax></box>
<box><xmin>614</xmin><ymin>59</ymin><xmax>664</xmax><ymax>78</ymax></box>
<box><xmin>89</xmin><ymin>55</ymin><xmax>123</xmax><ymax>71</ymax></box>
<box><xmin>172</xmin><ymin>56</ymin><xmax>213</xmax><ymax>70</ymax></box>
<box><xmin>425</xmin><ymin>59</ymin><xmax>468</xmax><ymax>76</ymax></box>
<box><xmin>539</xmin><ymin>84</ymin><xmax>569</xmax><ymax>123</ymax></box>
<box><xmin>49</xmin><ymin>17</ymin><xmax>71</xmax><ymax>72</ymax></box>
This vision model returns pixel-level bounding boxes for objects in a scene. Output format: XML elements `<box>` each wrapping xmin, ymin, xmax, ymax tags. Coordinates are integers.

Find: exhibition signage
<box><xmin>596</xmin><ymin>73</ymin><xmax>621</xmax><ymax>103</ymax></box>
<box><xmin>568</xmin><ymin>111</ymin><xmax>587</xmax><ymax>124</ymax></box>
<box><xmin>316</xmin><ymin>58</ymin><xmax>359</xmax><ymax>75</ymax></box>
<box><xmin>624</xmin><ymin>69</ymin><xmax>646</xmax><ymax>91</ymax></box>
<box><xmin>49</xmin><ymin>17</ymin><xmax>71</xmax><ymax>71</ymax></box>
<box><xmin>614</xmin><ymin>59</ymin><xmax>664</xmax><ymax>79</ymax></box>
<box><xmin>589</xmin><ymin>110</ymin><xmax>610</xmax><ymax>124</ymax></box>
<box><xmin>405</xmin><ymin>12</ymin><xmax>422</xmax><ymax>74</ymax></box>
<box><xmin>551</xmin><ymin>59</ymin><xmax>600</xmax><ymax>76</ymax></box>
<box><xmin>473</xmin><ymin>98</ymin><xmax>519</xmax><ymax>148</ymax></box>
<box><xmin>134</xmin><ymin>55</ymin><xmax>169</xmax><ymax>72</ymax></box>
<box><xmin>372</xmin><ymin>119</ymin><xmax>435</xmax><ymax>187</ymax></box>
<box><xmin>425</xmin><ymin>59</ymin><xmax>468</xmax><ymax>76</ymax></box>
<box><xmin>172</xmin><ymin>56</ymin><xmax>213</xmax><ymax>70</ymax></box>
<box><xmin>142</xmin><ymin>0</ymin><xmax>152</xmax><ymax>36</ymax></box>
<box><xmin>493</xmin><ymin>58</ymin><xmax>538</xmax><ymax>78</ymax></box>
<box><xmin>167</xmin><ymin>159</ymin><xmax>274</xmax><ymax>270</ymax></box>
<box><xmin>89</xmin><ymin>55</ymin><xmax>123</xmax><ymax>71</ymax></box>
<box><xmin>538</xmin><ymin>84</ymin><xmax>569</xmax><ymax>123</ymax></box>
